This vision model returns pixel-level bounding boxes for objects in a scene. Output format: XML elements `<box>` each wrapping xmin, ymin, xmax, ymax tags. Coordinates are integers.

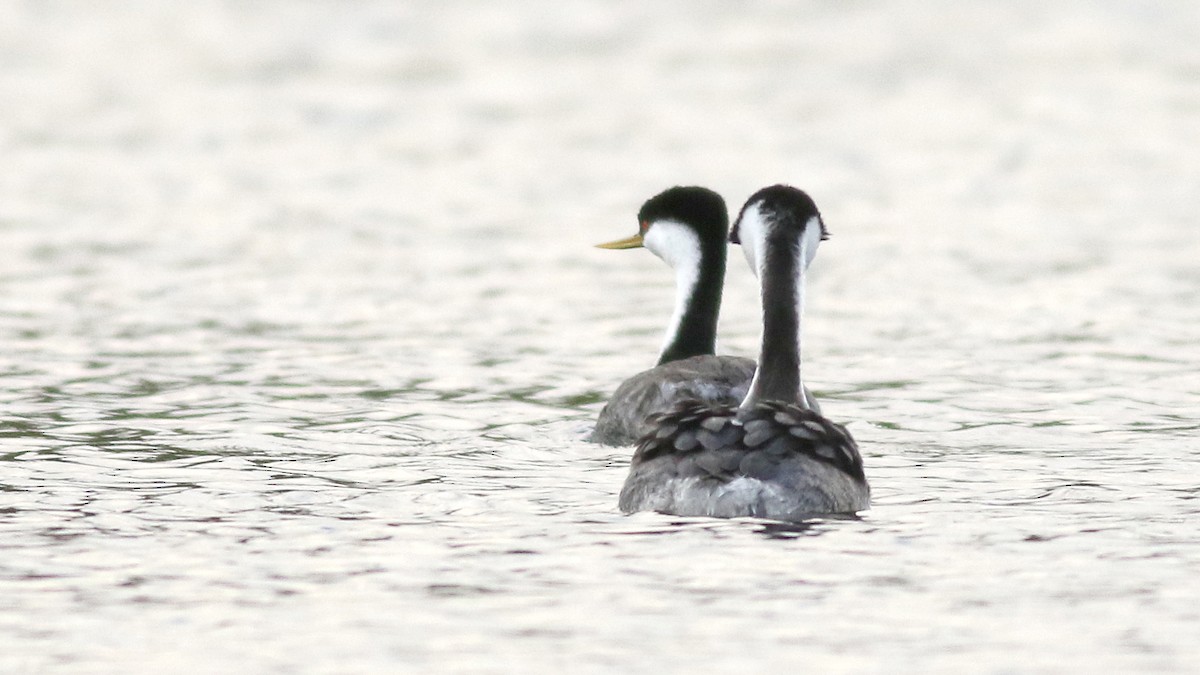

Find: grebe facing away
<box><xmin>590</xmin><ymin>187</ymin><xmax>820</xmax><ymax>446</ymax></box>
<box><xmin>618</xmin><ymin>185</ymin><xmax>869</xmax><ymax>520</ymax></box>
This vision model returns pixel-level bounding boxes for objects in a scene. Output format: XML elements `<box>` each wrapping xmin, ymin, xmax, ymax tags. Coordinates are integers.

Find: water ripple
<box><xmin>3</xmin><ymin>1</ymin><xmax>1200</xmax><ymax>672</ymax></box>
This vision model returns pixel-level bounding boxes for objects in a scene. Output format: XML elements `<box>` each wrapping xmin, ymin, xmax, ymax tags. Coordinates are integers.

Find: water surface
<box><xmin>1</xmin><ymin>1</ymin><xmax>1198</xmax><ymax>672</ymax></box>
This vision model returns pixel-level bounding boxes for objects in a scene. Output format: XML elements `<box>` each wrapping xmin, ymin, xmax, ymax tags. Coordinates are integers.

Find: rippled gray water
<box><xmin>2</xmin><ymin>1</ymin><xmax>1199</xmax><ymax>672</ymax></box>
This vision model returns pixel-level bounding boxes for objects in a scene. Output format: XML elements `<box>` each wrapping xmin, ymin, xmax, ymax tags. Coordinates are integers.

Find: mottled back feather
<box><xmin>631</xmin><ymin>400</ymin><xmax>865</xmax><ymax>484</ymax></box>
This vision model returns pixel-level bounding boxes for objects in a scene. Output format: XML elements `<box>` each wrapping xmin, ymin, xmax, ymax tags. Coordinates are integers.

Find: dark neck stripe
<box><xmin>745</xmin><ymin>239</ymin><xmax>802</xmax><ymax>405</ymax></box>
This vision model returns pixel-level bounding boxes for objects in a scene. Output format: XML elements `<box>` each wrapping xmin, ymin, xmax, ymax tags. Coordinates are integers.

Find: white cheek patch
<box><xmin>799</xmin><ymin>215</ymin><xmax>822</xmax><ymax>270</ymax></box>
<box><xmin>736</xmin><ymin>204</ymin><xmax>768</xmax><ymax>279</ymax></box>
<box><xmin>642</xmin><ymin>220</ymin><xmax>701</xmax><ymax>271</ymax></box>
<box><xmin>738</xmin><ymin>207</ymin><xmax>824</xmax><ymax>275</ymax></box>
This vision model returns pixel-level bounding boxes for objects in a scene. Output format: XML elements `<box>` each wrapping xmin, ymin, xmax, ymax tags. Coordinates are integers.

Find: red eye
<box><xmin>639</xmin><ymin>221</ymin><xmax>649</xmax><ymax>234</ymax></box>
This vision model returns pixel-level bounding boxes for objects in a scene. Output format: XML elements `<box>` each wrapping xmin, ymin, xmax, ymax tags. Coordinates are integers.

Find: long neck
<box><xmin>657</xmin><ymin>243</ymin><xmax>725</xmax><ymax>365</ymax></box>
<box><xmin>741</xmin><ymin>239</ymin><xmax>805</xmax><ymax>408</ymax></box>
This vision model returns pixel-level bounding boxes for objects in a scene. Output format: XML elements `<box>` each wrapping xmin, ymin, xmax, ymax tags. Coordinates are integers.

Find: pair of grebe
<box><xmin>593</xmin><ymin>185</ymin><xmax>869</xmax><ymax>520</ymax></box>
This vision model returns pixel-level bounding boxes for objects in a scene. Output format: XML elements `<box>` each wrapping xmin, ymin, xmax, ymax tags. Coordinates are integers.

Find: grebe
<box><xmin>617</xmin><ymin>185</ymin><xmax>869</xmax><ymax>519</ymax></box>
<box><xmin>590</xmin><ymin>187</ymin><xmax>756</xmax><ymax>446</ymax></box>
<box><xmin>591</xmin><ymin>186</ymin><xmax>820</xmax><ymax>446</ymax></box>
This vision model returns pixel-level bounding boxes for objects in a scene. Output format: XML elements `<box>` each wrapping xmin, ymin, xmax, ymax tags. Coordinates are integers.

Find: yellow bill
<box><xmin>594</xmin><ymin>233</ymin><xmax>644</xmax><ymax>249</ymax></box>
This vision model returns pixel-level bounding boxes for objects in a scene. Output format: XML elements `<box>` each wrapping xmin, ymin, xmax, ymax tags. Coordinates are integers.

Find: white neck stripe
<box><xmin>642</xmin><ymin>220</ymin><xmax>703</xmax><ymax>360</ymax></box>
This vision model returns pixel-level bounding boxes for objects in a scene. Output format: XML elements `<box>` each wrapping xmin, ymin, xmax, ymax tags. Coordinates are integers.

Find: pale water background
<box><xmin>1</xmin><ymin>1</ymin><xmax>1198</xmax><ymax>672</ymax></box>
